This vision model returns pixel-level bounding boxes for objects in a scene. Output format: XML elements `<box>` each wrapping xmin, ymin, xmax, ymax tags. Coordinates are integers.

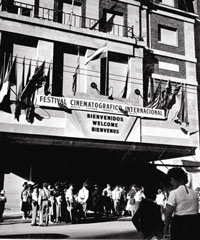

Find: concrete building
<box><xmin>0</xmin><ymin>0</ymin><xmax>199</xmax><ymax>205</ymax></box>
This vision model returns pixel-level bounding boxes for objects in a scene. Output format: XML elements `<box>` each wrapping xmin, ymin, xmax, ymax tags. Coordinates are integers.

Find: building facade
<box><xmin>0</xmin><ymin>0</ymin><xmax>199</xmax><ymax>191</ymax></box>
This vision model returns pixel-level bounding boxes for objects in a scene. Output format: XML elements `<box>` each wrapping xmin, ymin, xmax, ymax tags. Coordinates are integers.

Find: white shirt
<box><xmin>134</xmin><ymin>190</ymin><xmax>145</xmax><ymax>202</ymax></box>
<box><xmin>167</xmin><ymin>185</ymin><xmax>199</xmax><ymax>216</ymax></box>
<box><xmin>156</xmin><ymin>192</ymin><xmax>166</xmax><ymax>206</ymax></box>
<box><xmin>65</xmin><ymin>188</ymin><xmax>74</xmax><ymax>203</ymax></box>
<box><xmin>31</xmin><ymin>189</ymin><xmax>38</xmax><ymax>202</ymax></box>
<box><xmin>77</xmin><ymin>187</ymin><xmax>89</xmax><ymax>203</ymax></box>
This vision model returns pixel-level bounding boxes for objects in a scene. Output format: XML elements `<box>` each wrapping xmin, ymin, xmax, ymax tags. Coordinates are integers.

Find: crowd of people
<box><xmin>1</xmin><ymin>167</ymin><xmax>200</xmax><ymax>240</ymax></box>
<box><xmin>19</xmin><ymin>180</ymin><xmax>152</xmax><ymax>226</ymax></box>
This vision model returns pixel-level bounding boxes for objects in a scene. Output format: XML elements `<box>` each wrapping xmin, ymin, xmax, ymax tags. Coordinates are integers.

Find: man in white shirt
<box><xmin>77</xmin><ymin>182</ymin><xmax>89</xmax><ymax>221</ymax></box>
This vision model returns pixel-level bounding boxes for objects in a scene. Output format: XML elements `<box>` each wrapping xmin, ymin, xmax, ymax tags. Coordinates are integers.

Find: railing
<box><xmin>1</xmin><ymin>1</ymin><xmax>134</xmax><ymax>39</ymax></box>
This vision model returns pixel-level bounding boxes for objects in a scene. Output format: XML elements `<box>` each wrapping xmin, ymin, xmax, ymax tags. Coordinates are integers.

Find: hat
<box><xmin>33</xmin><ymin>184</ymin><xmax>39</xmax><ymax>189</ymax></box>
<box><xmin>0</xmin><ymin>190</ymin><xmax>5</xmax><ymax>194</ymax></box>
<box><xmin>43</xmin><ymin>182</ymin><xmax>49</xmax><ymax>187</ymax></box>
<box><xmin>22</xmin><ymin>182</ymin><xmax>28</xmax><ymax>187</ymax></box>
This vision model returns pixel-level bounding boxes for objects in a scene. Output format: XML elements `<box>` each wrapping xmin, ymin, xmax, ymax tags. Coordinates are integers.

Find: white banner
<box><xmin>36</xmin><ymin>95</ymin><xmax>166</xmax><ymax>120</ymax></box>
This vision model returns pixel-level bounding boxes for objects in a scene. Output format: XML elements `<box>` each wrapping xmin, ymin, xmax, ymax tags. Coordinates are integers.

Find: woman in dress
<box><xmin>163</xmin><ymin>167</ymin><xmax>199</xmax><ymax>240</ymax></box>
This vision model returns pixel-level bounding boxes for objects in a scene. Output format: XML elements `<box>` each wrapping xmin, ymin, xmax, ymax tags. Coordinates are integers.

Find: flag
<box><xmin>0</xmin><ymin>56</ymin><xmax>17</xmax><ymax>113</ymax></box>
<box><xmin>72</xmin><ymin>49</ymin><xmax>80</xmax><ymax>96</ymax></box>
<box><xmin>20</xmin><ymin>60</ymin><xmax>45</xmax><ymax>101</ymax></box>
<box><xmin>26</xmin><ymin>91</ymin><xmax>36</xmax><ymax>124</ymax></box>
<box><xmin>44</xmin><ymin>63</ymin><xmax>51</xmax><ymax>95</ymax></box>
<box><xmin>148</xmin><ymin>78</ymin><xmax>154</xmax><ymax>103</ymax></box>
<box><xmin>157</xmin><ymin>80</ymin><xmax>172</xmax><ymax>109</ymax></box>
<box><xmin>15</xmin><ymin>58</ymin><xmax>32</xmax><ymax>121</ymax></box>
<box><xmin>158</xmin><ymin>81</ymin><xmax>181</xmax><ymax>110</ymax></box>
<box><xmin>15</xmin><ymin>60</ymin><xmax>45</xmax><ymax>122</ymax></box>
<box><xmin>122</xmin><ymin>58</ymin><xmax>130</xmax><ymax>98</ymax></box>
<box><xmin>146</xmin><ymin>80</ymin><xmax>161</xmax><ymax>108</ymax></box>
<box><xmin>174</xmin><ymin>84</ymin><xmax>189</xmax><ymax>126</ymax></box>
<box><xmin>0</xmin><ymin>56</ymin><xmax>17</xmax><ymax>104</ymax></box>
<box><xmin>164</xmin><ymin>83</ymin><xmax>181</xmax><ymax>110</ymax></box>
<box><xmin>0</xmin><ymin>53</ymin><xmax>6</xmax><ymax>90</ymax></box>
<box><xmin>85</xmin><ymin>44</ymin><xmax>107</xmax><ymax>65</ymax></box>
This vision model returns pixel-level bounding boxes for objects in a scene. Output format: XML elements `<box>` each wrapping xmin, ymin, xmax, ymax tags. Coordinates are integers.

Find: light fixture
<box><xmin>134</xmin><ymin>89</ymin><xmax>148</xmax><ymax>105</ymax></box>
<box><xmin>90</xmin><ymin>82</ymin><xmax>100</xmax><ymax>94</ymax></box>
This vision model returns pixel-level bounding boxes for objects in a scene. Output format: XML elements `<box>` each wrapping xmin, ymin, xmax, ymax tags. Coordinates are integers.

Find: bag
<box><xmin>130</xmin><ymin>198</ymin><xmax>135</xmax><ymax>205</ymax></box>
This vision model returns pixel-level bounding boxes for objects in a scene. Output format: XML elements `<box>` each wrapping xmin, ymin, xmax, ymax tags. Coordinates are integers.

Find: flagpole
<box><xmin>105</xmin><ymin>40</ymin><xmax>108</xmax><ymax>96</ymax></box>
<box><xmin>78</xmin><ymin>46</ymin><xmax>80</xmax><ymax>93</ymax></box>
<box><xmin>68</xmin><ymin>0</ymin><xmax>75</xmax><ymax>26</ymax></box>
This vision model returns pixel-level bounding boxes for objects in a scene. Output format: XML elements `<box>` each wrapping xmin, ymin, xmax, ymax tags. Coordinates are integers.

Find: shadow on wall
<box><xmin>3</xmin><ymin>173</ymin><xmax>33</xmax><ymax>213</ymax></box>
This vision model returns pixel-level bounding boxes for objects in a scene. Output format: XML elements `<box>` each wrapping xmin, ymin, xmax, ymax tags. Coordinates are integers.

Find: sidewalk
<box><xmin>0</xmin><ymin>212</ymin><xmax>143</xmax><ymax>239</ymax></box>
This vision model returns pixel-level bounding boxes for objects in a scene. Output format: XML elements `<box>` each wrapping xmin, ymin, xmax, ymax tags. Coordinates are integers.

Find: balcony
<box><xmin>1</xmin><ymin>1</ymin><xmax>134</xmax><ymax>39</ymax></box>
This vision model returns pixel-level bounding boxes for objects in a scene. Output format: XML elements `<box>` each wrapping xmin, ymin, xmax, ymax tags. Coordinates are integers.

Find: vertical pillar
<box><xmin>0</xmin><ymin>168</ymin><xmax>4</xmax><ymax>191</ymax></box>
<box><xmin>52</xmin><ymin>42</ymin><xmax>63</xmax><ymax>96</ymax></box>
<box><xmin>34</xmin><ymin>0</ymin><xmax>39</xmax><ymax>17</ymax></box>
<box><xmin>54</xmin><ymin>0</ymin><xmax>63</xmax><ymax>23</ymax></box>
<box><xmin>100</xmin><ymin>54</ymin><xmax>109</xmax><ymax>96</ymax></box>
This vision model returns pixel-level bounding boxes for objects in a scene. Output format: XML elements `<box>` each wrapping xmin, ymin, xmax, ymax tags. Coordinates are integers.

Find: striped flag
<box><xmin>146</xmin><ymin>80</ymin><xmax>161</xmax><ymax>109</ymax></box>
<box><xmin>0</xmin><ymin>56</ymin><xmax>17</xmax><ymax>103</ymax></box>
<box><xmin>44</xmin><ymin>62</ymin><xmax>51</xmax><ymax>95</ymax></box>
<box><xmin>72</xmin><ymin>48</ymin><xmax>80</xmax><ymax>96</ymax></box>
<box><xmin>122</xmin><ymin>57</ymin><xmax>130</xmax><ymax>98</ymax></box>
<box><xmin>85</xmin><ymin>44</ymin><xmax>107</xmax><ymax>65</ymax></box>
<box><xmin>174</xmin><ymin>84</ymin><xmax>189</xmax><ymax>126</ymax></box>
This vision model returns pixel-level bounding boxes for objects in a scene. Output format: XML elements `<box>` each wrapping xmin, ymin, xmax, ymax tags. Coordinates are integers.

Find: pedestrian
<box><xmin>0</xmin><ymin>190</ymin><xmax>7</xmax><ymax>222</ymax></box>
<box><xmin>91</xmin><ymin>184</ymin><xmax>103</xmax><ymax>220</ymax></box>
<box><xmin>31</xmin><ymin>183</ymin><xmax>39</xmax><ymax>226</ymax></box>
<box><xmin>38</xmin><ymin>182</ymin><xmax>51</xmax><ymax>226</ymax></box>
<box><xmin>20</xmin><ymin>182</ymin><xmax>30</xmax><ymax>220</ymax></box>
<box><xmin>126</xmin><ymin>184</ymin><xmax>136</xmax><ymax>217</ymax></box>
<box><xmin>163</xmin><ymin>167</ymin><xmax>199</xmax><ymax>240</ymax></box>
<box><xmin>155</xmin><ymin>189</ymin><xmax>166</xmax><ymax>221</ymax></box>
<box><xmin>102</xmin><ymin>183</ymin><xmax>114</xmax><ymax>217</ymax></box>
<box><xmin>134</xmin><ymin>186</ymin><xmax>146</xmax><ymax>212</ymax></box>
<box><xmin>65</xmin><ymin>183</ymin><xmax>76</xmax><ymax>223</ymax></box>
<box><xmin>112</xmin><ymin>185</ymin><xmax>121</xmax><ymax>216</ymax></box>
<box><xmin>76</xmin><ymin>182</ymin><xmax>89</xmax><ymax>222</ymax></box>
<box><xmin>132</xmin><ymin>189</ymin><xmax>163</xmax><ymax>240</ymax></box>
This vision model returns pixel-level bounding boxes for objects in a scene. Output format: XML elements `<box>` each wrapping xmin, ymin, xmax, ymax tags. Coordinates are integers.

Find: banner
<box><xmin>36</xmin><ymin>95</ymin><xmax>166</xmax><ymax>120</ymax></box>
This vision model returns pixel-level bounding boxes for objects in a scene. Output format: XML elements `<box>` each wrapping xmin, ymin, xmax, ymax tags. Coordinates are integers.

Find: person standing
<box><xmin>31</xmin><ymin>184</ymin><xmax>39</xmax><ymax>226</ymax></box>
<box><xmin>102</xmin><ymin>183</ymin><xmax>114</xmax><ymax>217</ymax></box>
<box><xmin>38</xmin><ymin>182</ymin><xmax>51</xmax><ymax>226</ymax></box>
<box><xmin>20</xmin><ymin>182</ymin><xmax>30</xmax><ymax>220</ymax></box>
<box><xmin>134</xmin><ymin>186</ymin><xmax>146</xmax><ymax>213</ymax></box>
<box><xmin>65</xmin><ymin>183</ymin><xmax>76</xmax><ymax>223</ymax></box>
<box><xmin>155</xmin><ymin>189</ymin><xmax>166</xmax><ymax>221</ymax></box>
<box><xmin>77</xmin><ymin>182</ymin><xmax>89</xmax><ymax>222</ymax></box>
<box><xmin>91</xmin><ymin>184</ymin><xmax>103</xmax><ymax>220</ymax></box>
<box><xmin>0</xmin><ymin>190</ymin><xmax>7</xmax><ymax>222</ymax></box>
<box><xmin>126</xmin><ymin>184</ymin><xmax>136</xmax><ymax>217</ymax></box>
<box><xmin>112</xmin><ymin>185</ymin><xmax>121</xmax><ymax>216</ymax></box>
<box><xmin>163</xmin><ymin>167</ymin><xmax>199</xmax><ymax>240</ymax></box>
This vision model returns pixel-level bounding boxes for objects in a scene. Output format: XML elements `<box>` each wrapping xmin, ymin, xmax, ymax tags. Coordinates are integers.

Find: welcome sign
<box><xmin>36</xmin><ymin>95</ymin><xmax>166</xmax><ymax>120</ymax></box>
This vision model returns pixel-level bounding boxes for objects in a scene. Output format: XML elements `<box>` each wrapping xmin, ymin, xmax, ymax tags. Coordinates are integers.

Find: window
<box><xmin>160</xmin><ymin>0</ymin><xmax>175</xmax><ymax>7</ymax></box>
<box><xmin>158</xmin><ymin>25</ymin><xmax>178</xmax><ymax>46</ymax></box>
<box><xmin>105</xmin><ymin>13</ymin><xmax>124</xmax><ymax>37</ymax></box>
<box><xmin>158</xmin><ymin>61</ymin><xmax>179</xmax><ymax>72</ymax></box>
<box><xmin>63</xmin><ymin>2</ymin><xmax>82</xmax><ymax>26</ymax></box>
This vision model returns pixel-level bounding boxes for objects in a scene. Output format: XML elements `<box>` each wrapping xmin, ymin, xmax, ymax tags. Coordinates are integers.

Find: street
<box><xmin>0</xmin><ymin>212</ymin><xmax>143</xmax><ymax>239</ymax></box>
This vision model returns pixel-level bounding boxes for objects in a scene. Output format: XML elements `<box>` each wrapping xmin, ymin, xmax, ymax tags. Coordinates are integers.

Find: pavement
<box><xmin>0</xmin><ymin>211</ymin><xmax>143</xmax><ymax>240</ymax></box>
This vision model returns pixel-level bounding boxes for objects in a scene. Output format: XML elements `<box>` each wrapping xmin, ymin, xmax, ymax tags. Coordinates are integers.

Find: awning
<box><xmin>0</xmin><ymin>132</ymin><xmax>196</xmax><ymax>163</ymax></box>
